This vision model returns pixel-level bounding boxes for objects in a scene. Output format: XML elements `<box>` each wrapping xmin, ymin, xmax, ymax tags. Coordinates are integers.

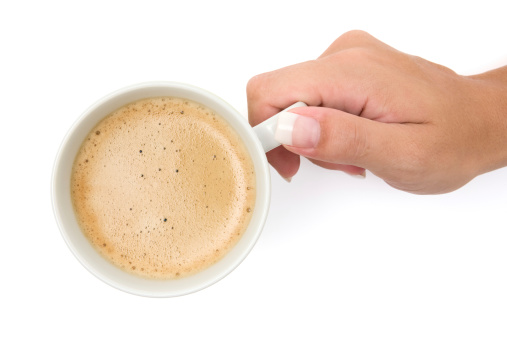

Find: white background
<box><xmin>1</xmin><ymin>0</ymin><xmax>506</xmax><ymax>337</ymax></box>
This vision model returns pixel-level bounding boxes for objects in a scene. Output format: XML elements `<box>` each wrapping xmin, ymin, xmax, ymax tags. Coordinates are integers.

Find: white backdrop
<box><xmin>1</xmin><ymin>0</ymin><xmax>506</xmax><ymax>337</ymax></box>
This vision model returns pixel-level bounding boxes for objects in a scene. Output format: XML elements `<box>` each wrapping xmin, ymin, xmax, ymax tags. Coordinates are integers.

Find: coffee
<box><xmin>71</xmin><ymin>97</ymin><xmax>256</xmax><ymax>279</ymax></box>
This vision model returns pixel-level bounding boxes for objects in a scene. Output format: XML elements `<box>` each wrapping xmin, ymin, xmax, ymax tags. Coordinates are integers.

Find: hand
<box><xmin>247</xmin><ymin>30</ymin><xmax>507</xmax><ymax>194</ymax></box>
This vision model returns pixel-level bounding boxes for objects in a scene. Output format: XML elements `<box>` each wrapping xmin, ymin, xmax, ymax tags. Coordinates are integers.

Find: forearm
<box><xmin>466</xmin><ymin>66</ymin><xmax>507</xmax><ymax>174</ymax></box>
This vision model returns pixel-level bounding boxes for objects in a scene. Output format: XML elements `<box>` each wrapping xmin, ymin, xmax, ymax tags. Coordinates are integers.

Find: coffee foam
<box><xmin>71</xmin><ymin>97</ymin><xmax>256</xmax><ymax>279</ymax></box>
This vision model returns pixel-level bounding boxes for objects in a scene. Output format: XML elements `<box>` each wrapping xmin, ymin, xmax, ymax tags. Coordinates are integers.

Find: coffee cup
<box><xmin>52</xmin><ymin>81</ymin><xmax>305</xmax><ymax>297</ymax></box>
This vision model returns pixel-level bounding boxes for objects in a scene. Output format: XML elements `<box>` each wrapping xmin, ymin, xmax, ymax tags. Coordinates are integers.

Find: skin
<box><xmin>247</xmin><ymin>30</ymin><xmax>507</xmax><ymax>194</ymax></box>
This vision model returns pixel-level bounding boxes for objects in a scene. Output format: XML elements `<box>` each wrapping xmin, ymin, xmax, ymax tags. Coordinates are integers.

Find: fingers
<box><xmin>246</xmin><ymin>61</ymin><xmax>327</xmax><ymax>181</ymax></box>
<box><xmin>318</xmin><ymin>30</ymin><xmax>377</xmax><ymax>58</ymax></box>
<box><xmin>266</xmin><ymin>146</ymin><xmax>301</xmax><ymax>180</ymax></box>
<box><xmin>246</xmin><ymin>51</ymin><xmax>372</xmax><ymax>180</ymax></box>
<box><xmin>246</xmin><ymin>30</ymin><xmax>405</xmax><ymax>181</ymax></box>
<box><xmin>246</xmin><ymin>31</ymin><xmax>383</xmax><ymax>131</ymax></box>
<box><xmin>306</xmin><ymin>159</ymin><xmax>366</xmax><ymax>177</ymax></box>
<box><xmin>247</xmin><ymin>60</ymin><xmax>326</xmax><ymax>128</ymax></box>
<box><xmin>265</xmin><ymin>146</ymin><xmax>365</xmax><ymax>181</ymax></box>
<box><xmin>247</xmin><ymin>57</ymin><xmax>370</xmax><ymax>125</ymax></box>
<box><xmin>318</xmin><ymin>30</ymin><xmax>392</xmax><ymax>59</ymax></box>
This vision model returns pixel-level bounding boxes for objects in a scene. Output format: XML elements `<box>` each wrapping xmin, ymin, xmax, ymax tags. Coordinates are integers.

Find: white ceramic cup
<box><xmin>51</xmin><ymin>81</ymin><xmax>305</xmax><ymax>297</ymax></box>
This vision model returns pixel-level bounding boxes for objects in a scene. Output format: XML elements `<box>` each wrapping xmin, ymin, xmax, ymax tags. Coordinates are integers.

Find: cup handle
<box><xmin>252</xmin><ymin>101</ymin><xmax>307</xmax><ymax>153</ymax></box>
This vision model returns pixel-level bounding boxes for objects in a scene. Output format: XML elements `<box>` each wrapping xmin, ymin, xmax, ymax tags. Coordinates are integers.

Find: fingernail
<box><xmin>283</xmin><ymin>176</ymin><xmax>292</xmax><ymax>183</ymax></box>
<box><xmin>275</xmin><ymin>111</ymin><xmax>320</xmax><ymax>148</ymax></box>
<box><xmin>347</xmin><ymin>171</ymin><xmax>366</xmax><ymax>179</ymax></box>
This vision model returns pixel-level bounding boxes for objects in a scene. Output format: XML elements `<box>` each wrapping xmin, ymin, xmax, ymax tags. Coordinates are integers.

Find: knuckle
<box><xmin>246</xmin><ymin>73</ymin><xmax>267</xmax><ymax>99</ymax></box>
<box><xmin>341</xmin><ymin>29</ymin><xmax>371</xmax><ymax>41</ymax></box>
<box><xmin>246</xmin><ymin>73</ymin><xmax>272</xmax><ymax>126</ymax></box>
<box><xmin>321</xmin><ymin>30</ymin><xmax>375</xmax><ymax>58</ymax></box>
<box><xmin>335</xmin><ymin>30</ymin><xmax>373</xmax><ymax>47</ymax></box>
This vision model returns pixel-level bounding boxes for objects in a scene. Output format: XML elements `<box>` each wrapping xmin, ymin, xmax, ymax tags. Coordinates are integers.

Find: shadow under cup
<box><xmin>52</xmin><ymin>82</ymin><xmax>271</xmax><ymax>297</ymax></box>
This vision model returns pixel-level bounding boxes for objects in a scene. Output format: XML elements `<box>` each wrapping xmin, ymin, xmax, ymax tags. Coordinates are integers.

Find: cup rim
<box><xmin>51</xmin><ymin>81</ymin><xmax>271</xmax><ymax>297</ymax></box>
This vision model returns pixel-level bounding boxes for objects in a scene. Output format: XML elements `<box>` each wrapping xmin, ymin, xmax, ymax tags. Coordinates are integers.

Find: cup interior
<box><xmin>51</xmin><ymin>82</ymin><xmax>270</xmax><ymax>297</ymax></box>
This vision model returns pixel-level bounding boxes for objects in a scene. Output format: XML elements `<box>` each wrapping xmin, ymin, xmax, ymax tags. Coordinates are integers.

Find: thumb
<box><xmin>274</xmin><ymin>106</ymin><xmax>409</xmax><ymax>174</ymax></box>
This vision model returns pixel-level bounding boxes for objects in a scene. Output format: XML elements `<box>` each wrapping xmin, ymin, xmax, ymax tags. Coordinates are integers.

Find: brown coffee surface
<box><xmin>71</xmin><ymin>97</ymin><xmax>256</xmax><ymax>279</ymax></box>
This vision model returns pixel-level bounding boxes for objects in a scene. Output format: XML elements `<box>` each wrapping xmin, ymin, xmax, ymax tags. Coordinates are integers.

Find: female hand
<box><xmin>247</xmin><ymin>30</ymin><xmax>507</xmax><ymax>194</ymax></box>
